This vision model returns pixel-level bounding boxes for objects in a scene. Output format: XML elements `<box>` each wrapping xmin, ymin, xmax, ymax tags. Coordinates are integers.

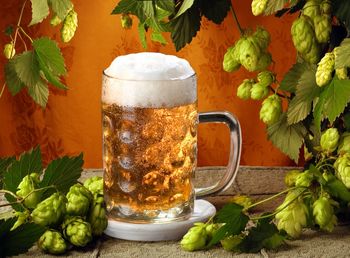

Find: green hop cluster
<box><xmin>316</xmin><ymin>52</ymin><xmax>335</xmax><ymax>87</ymax></box>
<box><xmin>66</xmin><ymin>183</ymin><xmax>93</xmax><ymax>217</ymax></box>
<box><xmin>3</xmin><ymin>43</ymin><xmax>15</xmax><ymax>59</ymax></box>
<box><xmin>259</xmin><ymin>95</ymin><xmax>282</xmax><ymax>125</ymax></box>
<box><xmin>336</xmin><ymin>67</ymin><xmax>348</xmax><ymax>80</ymax></box>
<box><xmin>88</xmin><ymin>195</ymin><xmax>108</xmax><ymax>236</ymax></box>
<box><xmin>61</xmin><ymin>10</ymin><xmax>78</xmax><ymax>43</ymax></box>
<box><xmin>338</xmin><ymin>133</ymin><xmax>350</xmax><ymax>155</ymax></box>
<box><xmin>16</xmin><ymin>173</ymin><xmax>41</xmax><ymax>209</ymax></box>
<box><xmin>314</xmin><ymin>14</ymin><xmax>331</xmax><ymax>43</ymax></box>
<box><xmin>205</xmin><ymin>223</ymin><xmax>222</xmax><ymax>239</ymax></box>
<box><xmin>284</xmin><ymin>170</ymin><xmax>302</xmax><ymax>187</ymax></box>
<box><xmin>38</xmin><ymin>230</ymin><xmax>67</xmax><ymax>255</ymax></box>
<box><xmin>31</xmin><ymin>193</ymin><xmax>67</xmax><ymax>227</ymax></box>
<box><xmin>223</xmin><ymin>27</ymin><xmax>272</xmax><ymax>73</ymax></box>
<box><xmin>62</xmin><ymin>217</ymin><xmax>93</xmax><ymax>247</ymax></box>
<box><xmin>84</xmin><ymin>176</ymin><xmax>103</xmax><ymax>196</ymax></box>
<box><xmin>291</xmin><ymin>16</ymin><xmax>320</xmax><ymax>64</ymax></box>
<box><xmin>321</xmin><ymin>0</ymin><xmax>332</xmax><ymax>14</ymax></box>
<box><xmin>257</xmin><ymin>71</ymin><xmax>275</xmax><ymax>87</ymax></box>
<box><xmin>180</xmin><ymin>222</ymin><xmax>207</xmax><ymax>251</ymax></box>
<box><xmin>334</xmin><ymin>154</ymin><xmax>350</xmax><ymax>188</ymax></box>
<box><xmin>250</xmin><ymin>83</ymin><xmax>269</xmax><ymax>100</ymax></box>
<box><xmin>275</xmin><ymin>190</ymin><xmax>308</xmax><ymax>238</ymax></box>
<box><xmin>251</xmin><ymin>0</ymin><xmax>268</xmax><ymax>16</ymax></box>
<box><xmin>320</xmin><ymin>128</ymin><xmax>339</xmax><ymax>153</ymax></box>
<box><xmin>121</xmin><ymin>14</ymin><xmax>133</xmax><ymax>29</ymax></box>
<box><xmin>237</xmin><ymin>79</ymin><xmax>254</xmax><ymax>100</ymax></box>
<box><xmin>312</xmin><ymin>195</ymin><xmax>337</xmax><ymax>232</ymax></box>
<box><xmin>295</xmin><ymin>170</ymin><xmax>313</xmax><ymax>187</ymax></box>
<box><xmin>303</xmin><ymin>0</ymin><xmax>321</xmax><ymax>22</ymax></box>
<box><xmin>11</xmin><ymin>210</ymin><xmax>30</xmax><ymax>231</ymax></box>
<box><xmin>229</xmin><ymin>195</ymin><xmax>253</xmax><ymax>210</ymax></box>
<box><xmin>50</xmin><ymin>15</ymin><xmax>62</xmax><ymax>26</ymax></box>
<box><xmin>220</xmin><ymin>235</ymin><xmax>243</xmax><ymax>251</ymax></box>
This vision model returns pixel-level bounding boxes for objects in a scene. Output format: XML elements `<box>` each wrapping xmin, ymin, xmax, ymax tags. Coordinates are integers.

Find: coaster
<box><xmin>104</xmin><ymin>199</ymin><xmax>216</xmax><ymax>241</ymax></box>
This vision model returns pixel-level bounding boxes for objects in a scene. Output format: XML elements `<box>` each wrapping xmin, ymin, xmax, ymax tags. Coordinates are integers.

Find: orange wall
<box><xmin>0</xmin><ymin>1</ymin><xmax>297</xmax><ymax>167</ymax></box>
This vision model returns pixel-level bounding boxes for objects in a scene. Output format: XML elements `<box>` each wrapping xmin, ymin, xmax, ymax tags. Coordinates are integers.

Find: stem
<box><xmin>0</xmin><ymin>202</ymin><xmax>20</xmax><ymax>208</ymax></box>
<box><xmin>245</xmin><ymin>186</ymin><xmax>299</xmax><ymax>211</ymax></box>
<box><xmin>12</xmin><ymin>0</ymin><xmax>27</xmax><ymax>57</ymax></box>
<box><xmin>20</xmin><ymin>185</ymin><xmax>56</xmax><ymax>201</ymax></box>
<box><xmin>19</xmin><ymin>26</ymin><xmax>33</xmax><ymax>43</ymax></box>
<box><xmin>230</xmin><ymin>3</ymin><xmax>243</xmax><ymax>35</ymax></box>
<box><xmin>18</xmin><ymin>31</ymin><xmax>28</xmax><ymax>51</ymax></box>
<box><xmin>0</xmin><ymin>83</ymin><xmax>6</xmax><ymax>99</ymax></box>
<box><xmin>269</xmin><ymin>86</ymin><xmax>288</xmax><ymax>99</ymax></box>
<box><xmin>0</xmin><ymin>189</ymin><xmax>19</xmax><ymax>200</ymax></box>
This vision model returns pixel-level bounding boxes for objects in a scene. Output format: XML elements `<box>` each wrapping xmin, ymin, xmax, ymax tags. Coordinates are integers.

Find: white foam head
<box><xmin>102</xmin><ymin>52</ymin><xmax>196</xmax><ymax>108</ymax></box>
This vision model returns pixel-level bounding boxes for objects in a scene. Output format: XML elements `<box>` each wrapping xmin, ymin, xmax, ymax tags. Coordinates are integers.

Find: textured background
<box><xmin>0</xmin><ymin>0</ymin><xmax>297</xmax><ymax>168</ymax></box>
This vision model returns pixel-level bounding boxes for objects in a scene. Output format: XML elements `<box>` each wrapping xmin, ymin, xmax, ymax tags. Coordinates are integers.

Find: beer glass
<box><xmin>102</xmin><ymin>54</ymin><xmax>241</xmax><ymax>223</ymax></box>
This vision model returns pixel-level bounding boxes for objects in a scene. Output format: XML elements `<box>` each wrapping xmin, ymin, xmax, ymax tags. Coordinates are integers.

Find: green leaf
<box><xmin>0</xmin><ymin>156</ymin><xmax>15</xmax><ymax>189</ymax></box>
<box><xmin>313</xmin><ymin>91</ymin><xmax>327</xmax><ymax>131</ymax></box>
<box><xmin>287</xmin><ymin>66</ymin><xmax>321</xmax><ymax>124</ymax></box>
<box><xmin>264</xmin><ymin>0</ymin><xmax>288</xmax><ymax>15</ymax></box>
<box><xmin>333</xmin><ymin>0</ymin><xmax>350</xmax><ymax>32</ymax></box>
<box><xmin>143</xmin><ymin>1</ymin><xmax>155</xmax><ymax>18</ymax></box>
<box><xmin>29</xmin><ymin>0</ymin><xmax>50</xmax><ymax>26</ymax></box>
<box><xmin>4</xmin><ymin>59</ymin><xmax>25</xmax><ymax>95</ymax></box>
<box><xmin>267</xmin><ymin>113</ymin><xmax>306</xmax><ymax>163</ymax></box>
<box><xmin>49</xmin><ymin>0</ymin><xmax>73</xmax><ymax>20</ymax></box>
<box><xmin>344</xmin><ymin>112</ymin><xmax>350</xmax><ymax>131</ymax></box>
<box><xmin>3</xmin><ymin>147</ymin><xmax>42</xmax><ymax>211</ymax></box>
<box><xmin>4</xmin><ymin>25</ymin><xmax>14</xmax><ymax>36</ymax></box>
<box><xmin>239</xmin><ymin>217</ymin><xmax>285</xmax><ymax>253</ymax></box>
<box><xmin>111</xmin><ymin>0</ymin><xmax>146</xmax><ymax>22</ymax></box>
<box><xmin>0</xmin><ymin>219</ymin><xmax>45</xmax><ymax>257</ymax></box>
<box><xmin>156</xmin><ymin>0</ymin><xmax>175</xmax><ymax>13</ymax></box>
<box><xmin>171</xmin><ymin>5</ymin><xmax>201</xmax><ymax>51</ymax></box>
<box><xmin>39</xmin><ymin>153</ymin><xmax>84</xmax><ymax>198</ymax></box>
<box><xmin>280</xmin><ymin>62</ymin><xmax>308</xmax><ymax>93</ymax></box>
<box><xmin>316</xmin><ymin>78</ymin><xmax>350</xmax><ymax>124</ymax></box>
<box><xmin>199</xmin><ymin>0</ymin><xmax>230</xmax><ymax>24</ymax></box>
<box><xmin>335</xmin><ymin>38</ymin><xmax>350</xmax><ymax>69</ymax></box>
<box><xmin>208</xmin><ymin>203</ymin><xmax>249</xmax><ymax>247</ymax></box>
<box><xmin>27</xmin><ymin>79</ymin><xmax>49</xmax><ymax>107</ymax></box>
<box><xmin>151</xmin><ymin>32</ymin><xmax>167</xmax><ymax>44</ymax></box>
<box><xmin>14</xmin><ymin>51</ymin><xmax>40</xmax><ymax>88</ymax></box>
<box><xmin>33</xmin><ymin>37</ymin><xmax>66</xmax><ymax>76</ymax></box>
<box><xmin>174</xmin><ymin>0</ymin><xmax>194</xmax><ymax>19</ymax></box>
<box><xmin>138</xmin><ymin>22</ymin><xmax>147</xmax><ymax>49</ymax></box>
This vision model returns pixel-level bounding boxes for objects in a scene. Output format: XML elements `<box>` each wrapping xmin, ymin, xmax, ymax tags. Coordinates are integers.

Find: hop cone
<box><xmin>38</xmin><ymin>230</ymin><xmax>67</xmax><ymax>255</ymax></box>
<box><xmin>316</xmin><ymin>52</ymin><xmax>334</xmax><ymax>87</ymax></box>
<box><xmin>223</xmin><ymin>45</ymin><xmax>241</xmax><ymax>72</ymax></box>
<box><xmin>336</xmin><ymin>67</ymin><xmax>348</xmax><ymax>80</ymax></box>
<box><xmin>295</xmin><ymin>170</ymin><xmax>313</xmax><ymax>187</ymax></box>
<box><xmin>220</xmin><ymin>235</ymin><xmax>243</xmax><ymax>251</ymax></box>
<box><xmin>259</xmin><ymin>95</ymin><xmax>282</xmax><ymax>125</ymax></box>
<box><xmin>88</xmin><ymin>195</ymin><xmax>108</xmax><ymax>236</ymax></box>
<box><xmin>181</xmin><ymin>222</ymin><xmax>207</xmax><ymax>251</ymax></box>
<box><xmin>229</xmin><ymin>195</ymin><xmax>253</xmax><ymax>209</ymax></box>
<box><xmin>239</xmin><ymin>37</ymin><xmax>262</xmax><ymax>72</ymax></box>
<box><xmin>237</xmin><ymin>79</ymin><xmax>254</xmax><ymax>100</ymax></box>
<box><xmin>11</xmin><ymin>210</ymin><xmax>30</xmax><ymax>231</ymax></box>
<box><xmin>320</xmin><ymin>0</ymin><xmax>332</xmax><ymax>14</ymax></box>
<box><xmin>257</xmin><ymin>71</ymin><xmax>274</xmax><ymax>87</ymax></box>
<box><xmin>62</xmin><ymin>217</ymin><xmax>92</xmax><ymax>247</ymax></box>
<box><xmin>205</xmin><ymin>223</ymin><xmax>222</xmax><ymax>239</ymax></box>
<box><xmin>284</xmin><ymin>170</ymin><xmax>302</xmax><ymax>187</ymax></box>
<box><xmin>250</xmin><ymin>83</ymin><xmax>269</xmax><ymax>100</ymax></box>
<box><xmin>275</xmin><ymin>190</ymin><xmax>308</xmax><ymax>238</ymax></box>
<box><xmin>16</xmin><ymin>173</ymin><xmax>41</xmax><ymax>209</ymax></box>
<box><xmin>121</xmin><ymin>14</ymin><xmax>133</xmax><ymax>29</ymax></box>
<box><xmin>3</xmin><ymin>43</ymin><xmax>15</xmax><ymax>59</ymax></box>
<box><xmin>338</xmin><ymin>133</ymin><xmax>350</xmax><ymax>155</ymax></box>
<box><xmin>334</xmin><ymin>154</ymin><xmax>350</xmax><ymax>188</ymax></box>
<box><xmin>84</xmin><ymin>176</ymin><xmax>103</xmax><ymax>195</ymax></box>
<box><xmin>66</xmin><ymin>183</ymin><xmax>93</xmax><ymax>217</ymax></box>
<box><xmin>61</xmin><ymin>10</ymin><xmax>78</xmax><ymax>43</ymax></box>
<box><xmin>251</xmin><ymin>0</ymin><xmax>268</xmax><ymax>16</ymax></box>
<box><xmin>303</xmin><ymin>0</ymin><xmax>321</xmax><ymax>22</ymax></box>
<box><xmin>291</xmin><ymin>16</ymin><xmax>320</xmax><ymax>64</ymax></box>
<box><xmin>31</xmin><ymin>193</ymin><xmax>67</xmax><ymax>227</ymax></box>
<box><xmin>314</xmin><ymin>14</ymin><xmax>331</xmax><ymax>43</ymax></box>
<box><xmin>256</xmin><ymin>52</ymin><xmax>272</xmax><ymax>71</ymax></box>
<box><xmin>313</xmin><ymin>196</ymin><xmax>337</xmax><ymax>232</ymax></box>
<box><xmin>50</xmin><ymin>15</ymin><xmax>62</xmax><ymax>26</ymax></box>
<box><xmin>320</xmin><ymin>128</ymin><xmax>339</xmax><ymax>153</ymax></box>
<box><xmin>253</xmin><ymin>27</ymin><xmax>270</xmax><ymax>50</ymax></box>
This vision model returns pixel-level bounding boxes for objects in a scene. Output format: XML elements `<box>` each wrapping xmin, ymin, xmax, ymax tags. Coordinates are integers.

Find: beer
<box><xmin>102</xmin><ymin>102</ymin><xmax>197</xmax><ymax>221</ymax></box>
<box><xmin>102</xmin><ymin>52</ymin><xmax>197</xmax><ymax>222</ymax></box>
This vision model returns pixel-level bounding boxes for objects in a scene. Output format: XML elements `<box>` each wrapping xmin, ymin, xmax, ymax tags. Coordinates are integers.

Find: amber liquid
<box><xmin>102</xmin><ymin>102</ymin><xmax>197</xmax><ymax>222</ymax></box>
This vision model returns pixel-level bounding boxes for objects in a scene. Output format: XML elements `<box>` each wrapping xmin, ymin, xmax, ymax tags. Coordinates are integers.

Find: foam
<box><xmin>102</xmin><ymin>52</ymin><xmax>196</xmax><ymax>108</ymax></box>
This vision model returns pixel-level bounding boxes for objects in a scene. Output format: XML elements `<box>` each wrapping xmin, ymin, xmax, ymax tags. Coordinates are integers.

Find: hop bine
<box><xmin>38</xmin><ymin>230</ymin><xmax>67</xmax><ymax>254</ymax></box>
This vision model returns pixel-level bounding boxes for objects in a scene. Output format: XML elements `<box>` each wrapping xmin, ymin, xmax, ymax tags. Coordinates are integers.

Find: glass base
<box><xmin>107</xmin><ymin>197</ymin><xmax>194</xmax><ymax>224</ymax></box>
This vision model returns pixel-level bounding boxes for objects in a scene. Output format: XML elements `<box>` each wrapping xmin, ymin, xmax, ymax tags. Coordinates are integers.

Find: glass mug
<box><xmin>102</xmin><ymin>54</ymin><xmax>242</xmax><ymax>223</ymax></box>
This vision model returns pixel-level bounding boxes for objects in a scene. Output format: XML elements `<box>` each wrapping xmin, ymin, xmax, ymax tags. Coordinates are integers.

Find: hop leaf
<box><xmin>38</xmin><ymin>230</ymin><xmax>67</xmax><ymax>254</ymax></box>
<box><xmin>316</xmin><ymin>52</ymin><xmax>335</xmax><ymax>87</ymax></box>
<box><xmin>259</xmin><ymin>95</ymin><xmax>282</xmax><ymax>125</ymax></box>
<box><xmin>320</xmin><ymin>128</ymin><xmax>339</xmax><ymax>153</ymax></box>
<box><xmin>61</xmin><ymin>10</ymin><xmax>78</xmax><ymax>43</ymax></box>
<box><xmin>220</xmin><ymin>235</ymin><xmax>243</xmax><ymax>251</ymax></box>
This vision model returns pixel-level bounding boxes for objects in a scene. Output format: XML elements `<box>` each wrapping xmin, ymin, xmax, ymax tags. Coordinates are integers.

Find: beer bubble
<box><xmin>118</xmin><ymin>155</ymin><xmax>133</xmax><ymax>169</ymax></box>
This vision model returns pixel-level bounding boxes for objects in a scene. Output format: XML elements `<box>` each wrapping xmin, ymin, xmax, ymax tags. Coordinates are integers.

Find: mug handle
<box><xmin>195</xmin><ymin>111</ymin><xmax>242</xmax><ymax>198</ymax></box>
